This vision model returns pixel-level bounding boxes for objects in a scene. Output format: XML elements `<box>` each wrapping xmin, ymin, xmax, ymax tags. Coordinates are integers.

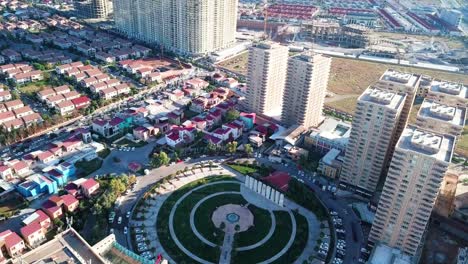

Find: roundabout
<box><xmin>138</xmin><ymin>166</ymin><xmax>319</xmax><ymax>264</ymax></box>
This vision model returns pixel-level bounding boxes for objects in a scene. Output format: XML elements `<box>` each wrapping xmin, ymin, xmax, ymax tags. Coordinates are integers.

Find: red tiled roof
<box><xmin>20</xmin><ymin>222</ymin><xmax>42</xmax><ymax>238</ymax></box>
<box><xmin>71</xmin><ymin>96</ymin><xmax>90</xmax><ymax>106</ymax></box>
<box><xmin>4</xmin><ymin>232</ymin><xmax>23</xmax><ymax>249</ymax></box>
<box><xmin>81</xmin><ymin>178</ymin><xmax>98</xmax><ymax>190</ymax></box>
<box><xmin>93</xmin><ymin>119</ymin><xmax>107</xmax><ymax>126</ymax></box>
<box><xmin>35</xmin><ymin>210</ymin><xmax>50</xmax><ymax>223</ymax></box>
<box><xmin>60</xmin><ymin>194</ymin><xmax>78</xmax><ymax>207</ymax></box>
<box><xmin>262</xmin><ymin>171</ymin><xmax>291</xmax><ymax>192</ymax></box>
<box><xmin>109</xmin><ymin>117</ymin><xmax>124</xmax><ymax>126</ymax></box>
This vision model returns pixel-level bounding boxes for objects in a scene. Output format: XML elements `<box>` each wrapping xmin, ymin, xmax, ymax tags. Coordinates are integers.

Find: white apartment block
<box><xmin>244</xmin><ymin>42</ymin><xmax>289</xmax><ymax>117</ymax></box>
<box><xmin>374</xmin><ymin>70</ymin><xmax>421</xmax><ymax>140</ymax></box>
<box><xmin>281</xmin><ymin>53</ymin><xmax>332</xmax><ymax>128</ymax></box>
<box><xmin>416</xmin><ymin>99</ymin><xmax>466</xmax><ymax>137</ymax></box>
<box><xmin>426</xmin><ymin>80</ymin><xmax>468</xmax><ymax>108</ymax></box>
<box><xmin>114</xmin><ymin>0</ymin><xmax>238</xmax><ymax>55</ymax></box>
<box><xmin>340</xmin><ymin>88</ymin><xmax>406</xmax><ymax>194</ymax></box>
<box><xmin>74</xmin><ymin>0</ymin><xmax>112</xmax><ymax>19</ymax></box>
<box><xmin>369</xmin><ymin>126</ymin><xmax>454</xmax><ymax>256</ymax></box>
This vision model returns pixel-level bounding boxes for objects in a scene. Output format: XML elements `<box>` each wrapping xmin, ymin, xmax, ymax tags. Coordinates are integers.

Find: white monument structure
<box><xmin>244</xmin><ymin>176</ymin><xmax>284</xmax><ymax>207</ymax></box>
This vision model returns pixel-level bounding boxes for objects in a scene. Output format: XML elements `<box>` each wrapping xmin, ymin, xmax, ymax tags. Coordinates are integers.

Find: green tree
<box><xmin>225</xmin><ymin>109</ymin><xmax>240</xmax><ymax>122</ymax></box>
<box><xmin>110</xmin><ymin>178</ymin><xmax>126</xmax><ymax>194</ymax></box>
<box><xmin>151</xmin><ymin>151</ymin><xmax>170</xmax><ymax>168</ymax></box>
<box><xmin>32</xmin><ymin>62</ymin><xmax>45</xmax><ymax>71</ymax></box>
<box><xmin>226</xmin><ymin>141</ymin><xmax>238</xmax><ymax>154</ymax></box>
<box><xmin>244</xmin><ymin>144</ymin><xmax>253</xmax><ymax>157</ymax></box>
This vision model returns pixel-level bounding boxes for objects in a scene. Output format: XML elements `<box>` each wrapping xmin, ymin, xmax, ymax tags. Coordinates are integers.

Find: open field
<box><xmin>217</xmin><ymin>51</ymin><xmax>249</xmax><ymax>75</ymax></box>
<box><xmin>18</xmin><ymin>80</ymin><xmax>51</xmax><ymax>95</ymax></box>
<box><xmin>327</xmin><ymin>57</ymin><xmax>468</xmax><ymax>97</ymax></box>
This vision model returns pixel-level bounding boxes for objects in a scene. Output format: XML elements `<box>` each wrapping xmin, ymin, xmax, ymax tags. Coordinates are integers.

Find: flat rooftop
<box><xmin>359</xmin><ymin>88</ymin><xmax>406</xmax><ymax>110</ymax></box>
<box><xmin>430</xmin><ymin>80</ymin><xmax>468</xmax><ymax>100</ymax></box>
<box><xmin>418</xmin><ymin>99</ymin><xmax>466</xmax><ymax>127</ymax></box>
<box><xmin>397</xmin><ymin>126</ymin><xmax>454</xmax><ymax>163</ymax></box>
<box><xmin>15</xmin><ymin>229</ymin><xmax>105</xmax><ymax>264</ymax></box>
<box><xmin>309</xmin><ymin>117</ymin><xmax>351</xmax><ymax>143</ymax></box>
<box><xmin>369</xmin><ymin>243</ymin><xmax>413</xmax><ymax>264</ymax></box>
<box><xmin>379</xmin><ymin>69</ymin><xmax>419</xmax><ymax>88</ymax></box>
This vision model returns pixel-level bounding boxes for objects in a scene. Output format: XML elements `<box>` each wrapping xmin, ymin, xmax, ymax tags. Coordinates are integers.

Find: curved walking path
<box><xmin>236</xmin><ymin>210</ymin><xmax>276</xmax><ymax>251</ymax></box>
<box><xmin>190</xmin><ymin>191</ymin><xmax>241</xmax><ymax>248</ymax></box>
<box><xmin>258</xmin><ymin>210</ymin><xmax>297</xmax><ymax>264</ymax></box>
<box><xmin>169</xmin><ymin>181</ymin><xmax>239</xmax><ymax>264</ymax></box>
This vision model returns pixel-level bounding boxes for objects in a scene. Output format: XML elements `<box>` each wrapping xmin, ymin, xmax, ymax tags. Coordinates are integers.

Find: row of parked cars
<box><xmin>134</xmin><ymin>227</ymin><xmax>155</xmax><ymax>260</ymax></box>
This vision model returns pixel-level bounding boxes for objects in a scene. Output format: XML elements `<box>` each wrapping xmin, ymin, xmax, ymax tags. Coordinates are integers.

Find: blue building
<box><xmin>16</xmin><ymin>174</ymin><xmax>58</xmax><ymax>198</ymax></box>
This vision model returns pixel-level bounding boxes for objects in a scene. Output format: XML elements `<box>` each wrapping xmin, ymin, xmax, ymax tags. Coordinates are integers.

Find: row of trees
<box><xmin>92</xmin><ymin>174</ymin><xmax>136</xmax><ymax>215</ymax></box>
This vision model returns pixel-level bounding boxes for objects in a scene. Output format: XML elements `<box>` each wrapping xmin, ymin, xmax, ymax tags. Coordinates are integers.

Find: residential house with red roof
<box><xmin>36</xmin><ymin>151</ymin><xmax>57</xmax><ymax>165</ymax></box>
<box><xmin>61</xmin><ymin>137</ymin><xmax>82</xmax><ymax>152</ymax></box>
<box><xmin>2</xmin><ymin>118</ymin><xmax>24</xmax><ymax>131</ymax></box>
<box><xmin>7</xmin><ymin>160</ymin><xmax>29</xmax><ymax>176</ymax></box>
<box><xmin>20</xmin><ymin>222</ymin><xmax>45</xmax><ymax>247</ymax></box>
<box><xmin>4</xmin><ymin>100</ymin><xmax>24</xmax><ymax>111</ymax></box>
<box><xmin>71</xmin><ymin>96</ymin><xmax>91</xmax><ymax>109</ymax></box>
<box><xmin>0</xmin><ymin>230</ymin><xmax>25</xmax><ymax>258</ymax></box>
<box><xmin>0</xmin><ymin>111</ymin><xmax>16</xmax><ymax>124</ymax></box>
<box><xmin>55</xmin><ymin>100</ymin><xmax>75</xmax><ymax>116</ymax></box>
<box><xmin>13</xmin><ymin>106</ymin><xmax>35</xmax><ymax>119</ymax></box>
<box><xmin>0</xmin><ymin>90</ymin><xmax>12</xmax><ymax>102</ymax></box>
<box><xmin>81</xmin><ymin>178</ymin><xmax>99</xmax><ymax>198</ymax></box>
<box><xmin>0</xmin><ymin>165</ymin><xmax>13</xmax><ymax>180</ymax></box>
<box><xmin>165</xmin><ymin>127</ymin><xmax>196</xmax><ymax>148</ymax></box>
<box><xmin>133</xmin><ymin>126</ymin><xmax>149</xmax><ymax>141</ymax></box>
<box><xmin>22</xmin><ymin>113</ymin><xmax>42</xmax><ymax>126</ymax></box>
<box><xmin>186</xmin><ymin>78</ymin><xmax>209</xmax><ymax>90</ymax></box>
<box><xmin>42</xmin><ymin>196</ymin><xmax>64</xmax><ymax>219</ymax></box>
<box><xmin>61</xmin><ymin>194</ymin><xmax>79</xmax><ymax>212</ymax></box>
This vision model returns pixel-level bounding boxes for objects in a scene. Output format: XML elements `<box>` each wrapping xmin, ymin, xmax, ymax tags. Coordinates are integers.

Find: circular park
<box><xmin>137</xmin><ymin>165</ymin><xmax>328</xmax><ymax>264</ymax></box>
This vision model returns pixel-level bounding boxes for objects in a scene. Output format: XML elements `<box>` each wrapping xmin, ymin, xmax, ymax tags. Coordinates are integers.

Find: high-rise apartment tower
<box><xmin>340</xmin><ymin>87</ymin><xmax>406</xmax><ymax>194</ymax></box>
<box><xmin>369</xmin><ymin>126</ymin><xmax>455</xmax><ymax>256</ymax></box>
<box><xmin>281</xmin><ymin>53</ymin><xmax>332</xmax><ymax>128</ymax></box>
<box><xmin>74</xmin><ymin>0</ymin><xmax>112</xmax><ymax>19</ymax></box>
<box><xmin>113</xmin><ymin>0</ymin><xmax>238</xmax><ymax>55</ymax></box>
<box><xmin>244</xmin><ymin>41</ymin><xmax>289</xmax><ymax>117</ymax></box>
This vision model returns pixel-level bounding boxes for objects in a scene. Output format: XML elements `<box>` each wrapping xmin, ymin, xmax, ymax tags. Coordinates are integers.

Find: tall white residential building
<box><xmin>281</xmin><ymin>53</ymin><xmax>332</xmax><ymax>128</ymax></box>
<box><xmin>369</xmin><ymin>126</ymin><xmax>455</xmax><ymax>256</ymax></box>
<box><xmin>340</xmin><ymin>88</ymin><xmax>406</xmax><ymax>194</ymax></box>
<box><xmin>374</xmin><ymin>70</ymin><xmax>421</xmax><ymax>142</ymax></box>
<box><xmin>244</xmin><ymin>42</ymin><xmax>289</xmax><ymax>117</ymax></box>
<box><xmin>74</xmin><ymin>0</ymin><xmax>112</xmax><ymax>19</ymax></box>
<box><xmin>113</xmin><ymin>0</ymin><xmax>238</xmax><ymax>55</ymax></box>
<box><xmin>416</xmin><ymin>99</ymin><xmax>466</xmax><ymax>137</ymax></box>
<box><xmin>427</xmin><ymin>80</ymin><xmax>468</xmax><ymax>108</ymax></box>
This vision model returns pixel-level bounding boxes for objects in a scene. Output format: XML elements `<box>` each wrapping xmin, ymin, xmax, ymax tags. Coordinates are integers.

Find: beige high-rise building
<box><xmin>369</xmin><ymin>126</ymin><xmax>455</xmax><ymax>256</ymax></box>
<box><xmin>244</xmin><ymin>42</ymin><xmax>289</xmax><ymax>117</ymax></box>
<box><xmin>113</xmin><ymin>0</ymin><xmax>238</xmax><ymax>55</ymax></box>
<box><xmin>427</xmin><ymin>79</ymin><xmax>468</xmax><ymax>108</ymax></box>
<box><xmin>281</xmin><ymin>53</ymin><xmax>332</xmax><ymax>128</ymax></box>
<box><xmin>416</xmin><ymin>99</ymin><xmax>466</xmax><ymax>137</ymax></box>
<box><xmin>374</xmin><ymin>70</ymin><xmax>421</xmax><ymax>144</ymax></box>
<box><xmin>74</xmin><ymin>0</ymin><xmax>112</xmax><ymax>19</ymax></box>
<box><xmin>340</xmin><ymin>88</ymin><xmax>406</xmax><ymax>194</ymax></box>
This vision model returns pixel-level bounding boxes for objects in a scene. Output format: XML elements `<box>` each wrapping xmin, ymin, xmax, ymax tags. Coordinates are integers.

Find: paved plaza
<box><xmin>129</xmin><ymin>164</ymin><xmax>323</xmax><ymax>264</ymax></box>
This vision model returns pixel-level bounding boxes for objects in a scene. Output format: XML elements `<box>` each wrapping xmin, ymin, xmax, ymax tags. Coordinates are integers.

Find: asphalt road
<box><xmin>106</xmin><ymin>156</ymin><xmax>225</xmax><ymax>249</ymax></box>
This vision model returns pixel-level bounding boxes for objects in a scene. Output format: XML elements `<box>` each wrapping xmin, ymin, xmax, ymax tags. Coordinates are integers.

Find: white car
<box><xmin>126</xmin><ymin>211</ymin><xmax>131</xmax><ymax>218</ymax></box>
<box><xmin>124</xmin><ymin>227</ymin><xmax>128</xmax><ymax>234</ymax></box>
<box><xmin>117</xmin><ymin>216</ymin><xmax>122</xmax><ymax>224</ymax></box>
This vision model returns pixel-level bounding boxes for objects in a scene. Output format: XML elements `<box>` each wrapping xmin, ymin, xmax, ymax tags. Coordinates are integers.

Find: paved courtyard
<box><xmin>129</xmin><ymin>164</ymin><xmax>323</xmax><ymax>264</ymax></box>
